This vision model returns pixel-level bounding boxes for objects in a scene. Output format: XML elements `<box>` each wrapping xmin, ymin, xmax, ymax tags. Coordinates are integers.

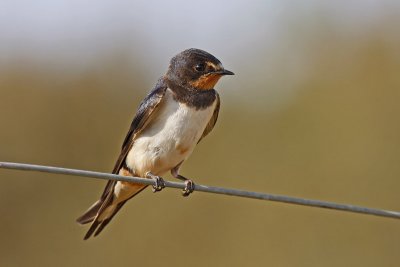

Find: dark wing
<box><xmin>198</xmin><ymin>93</ymin><xmax>220</xmax><ymax>143</ymax></box>
<box><xmin>113</xmin><ymin>80</ymin><xmax>167</xmax><ymax>173</ymax></box>
<box><xmin>100</xmin><ymin>79</ymin><xmax>167</xmax><ymax>199</ymax></box>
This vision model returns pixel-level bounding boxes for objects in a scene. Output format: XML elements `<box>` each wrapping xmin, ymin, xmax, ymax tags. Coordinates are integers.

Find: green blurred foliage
<box><xmin>1</xmin><ymin>7</ymin><xmax>400</xmax><ymax>267</ymax></box>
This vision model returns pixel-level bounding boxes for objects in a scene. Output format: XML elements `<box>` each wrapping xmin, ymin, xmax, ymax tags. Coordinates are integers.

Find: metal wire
<box><xmin>1</xmin><ymin>161</ymin><xmax>399</xmax><ymax>220</ymax></box>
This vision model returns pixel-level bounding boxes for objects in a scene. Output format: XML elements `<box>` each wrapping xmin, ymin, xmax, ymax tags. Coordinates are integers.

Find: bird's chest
<box><xmin>126</xmin><ymin>91</ymin><xmax>216</xmax><ymax>175</ymax></box>
<box><xmin>150</xmin><ymin>100</ymin><xmax>213</xmax><ymax>151</ymax></box>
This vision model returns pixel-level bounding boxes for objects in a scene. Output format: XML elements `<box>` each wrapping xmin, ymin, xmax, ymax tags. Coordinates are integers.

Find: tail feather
<box><xmin>83</xmin><ymin>220</ymin><xmax>100</xmax><ymax>240</ymax></box>
<box><xmin>93</xmin><ymin>201</ymin><xmax>127</xmax><ymax>237</ymax></box>
<box><xmin>76</xmin><ymin>200</ymin><xmax>103</xmax><ymax>225</ymax></box>
<box><xmin>81</xmin><ymin>193</ymin><xmax>115</xmax><ymax>240</ymax></box>
<box><xmin>77</xmin><ymin>181</ymin><xmax>148</xmax><ymax>240</ymax></box>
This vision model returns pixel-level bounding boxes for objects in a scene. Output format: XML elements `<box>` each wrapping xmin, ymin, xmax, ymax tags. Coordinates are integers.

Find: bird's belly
<box><xmin>126</xmin><ymin>94</ymin><xmax>216</xmax><ymax>177</ymax></box>
<box><xmin>128</xmin><ymin>135</ymin><xmax>193</xmax><ymax>176</ymax></box>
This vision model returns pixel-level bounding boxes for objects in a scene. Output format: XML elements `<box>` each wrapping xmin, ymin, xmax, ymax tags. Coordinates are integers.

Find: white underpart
<box><xmin>108</xmin><ymin>88</ymin><xmax>216</xmax><ymax>208</ymax></box>
<box><xmin>127</xmin><ymin>88</ymin><xmax>216</xmax><ymax>176</ymax></box>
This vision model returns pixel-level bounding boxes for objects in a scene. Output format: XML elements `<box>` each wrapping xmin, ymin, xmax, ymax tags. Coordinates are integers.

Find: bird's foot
<box><xmin>182</xmin><ymin>180</ymin><xmax>195</xmax><ymax>197</ymax></box>
<box><xmin>146</xmin><ymin>172</ymin><xmax>165</xmax><ymax>193</ymax></box>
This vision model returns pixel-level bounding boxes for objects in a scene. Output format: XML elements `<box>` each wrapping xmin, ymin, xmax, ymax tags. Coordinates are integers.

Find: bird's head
<box><xmin>166</xmin><ymin>48</ymin><xmax>234</xmax><ymax>90</ymax></box>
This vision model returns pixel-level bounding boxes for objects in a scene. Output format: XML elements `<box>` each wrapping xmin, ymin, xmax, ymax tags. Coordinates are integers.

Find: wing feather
<box><xmin>100</xmin><ymin>79</ymin><xmax>167</xmax><ymax>200</ymax></box>
<box><xmin>198</xmin><ymin>93</ymin><xmax>220</xmax><ymax>143</ymax></box>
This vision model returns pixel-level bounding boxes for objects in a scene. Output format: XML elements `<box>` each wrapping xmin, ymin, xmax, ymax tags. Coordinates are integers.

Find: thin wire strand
<box><xmin>1</xmin><ymin>161</ymin><xmax>399</xmax><ymax>220</ymax></box>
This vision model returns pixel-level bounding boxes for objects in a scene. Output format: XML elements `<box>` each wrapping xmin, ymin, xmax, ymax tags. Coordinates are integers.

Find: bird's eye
<box><xmin>194</xmin><ymin>63</ymin><xmax>206</xmax><ymax>72</ymax></box>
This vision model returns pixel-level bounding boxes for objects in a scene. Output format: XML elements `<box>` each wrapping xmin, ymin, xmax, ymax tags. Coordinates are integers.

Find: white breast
<box><xmin>126</xmin><ymin>88</ymin><xmax>216</xmax><ymax>176</ymax></box>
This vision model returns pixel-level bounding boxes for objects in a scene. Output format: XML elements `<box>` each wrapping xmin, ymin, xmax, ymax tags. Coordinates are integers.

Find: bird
<box><xmin>76</xmin><ymin>48</ymin><xmax>234</xmax><ymax>240</ymax></box>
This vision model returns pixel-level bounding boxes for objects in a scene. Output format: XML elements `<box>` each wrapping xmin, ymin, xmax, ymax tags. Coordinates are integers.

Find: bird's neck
<box><xmin>164</xmin><ymin>77</ymin><xmax>217</xmax><ymax>110</ymax></box>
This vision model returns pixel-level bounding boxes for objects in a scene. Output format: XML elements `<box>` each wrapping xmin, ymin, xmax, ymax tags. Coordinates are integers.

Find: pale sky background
<box><xmin>1</xmin><ymin>0</ymin><xmax>399</xmax><ymax>110</ymax></box>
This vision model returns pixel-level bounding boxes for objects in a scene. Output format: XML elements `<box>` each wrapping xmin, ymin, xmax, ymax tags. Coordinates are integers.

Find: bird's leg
<box><xmin>181</xmin><ymin>177</ymin><xmax>195</xmax><ymax>197</ymax></box>
<box><xmin>171</xmin><ymin>165</ymin><xmax>195</xmax><ymax>197</ymax></box>
<box><xmin>146</xmin><ymin>172</ymin><xmax>165</xmax><ymax>193</ymax></box>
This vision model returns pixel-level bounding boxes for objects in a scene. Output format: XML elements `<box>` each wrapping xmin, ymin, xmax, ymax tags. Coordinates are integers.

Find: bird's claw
<box><xmin>146</xmin><ymin>172</ymin><xmax>165</xmax><ymax>193</ymax></box>
<box><xmin>182</xmin><ymin>180</ymin><xmax>195</xmax><ymax>197</ymax></box>
<box><xmin>152</xmin><ymin>176</ymin><xmax>165</xmax><ymax>192</ymax></box>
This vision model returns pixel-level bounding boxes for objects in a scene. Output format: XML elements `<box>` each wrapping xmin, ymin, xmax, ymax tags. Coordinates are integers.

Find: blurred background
<box><xmin>1</xmin><ymin>1</ymin><xmax>400</xmax><ymax>266</ymax></box>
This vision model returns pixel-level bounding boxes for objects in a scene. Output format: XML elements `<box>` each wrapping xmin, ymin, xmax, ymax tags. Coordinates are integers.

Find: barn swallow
<box><xmin>76</xmin><ymin>48</ymin><xmax>233</xmax><ymax>240</ymax></box>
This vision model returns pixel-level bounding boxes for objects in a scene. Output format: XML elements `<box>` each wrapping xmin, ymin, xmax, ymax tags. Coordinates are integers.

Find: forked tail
<box><xmin>76</xmin><ymin>180</ymin><xmax>147</xmax><ymax>240</ymax></box>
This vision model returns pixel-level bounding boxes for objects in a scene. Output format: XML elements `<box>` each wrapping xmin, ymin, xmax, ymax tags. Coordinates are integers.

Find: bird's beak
<box><xmin>220</xmin><ymin>69</ymin><xmax>234</xmax><ymax>75</ymax></box>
